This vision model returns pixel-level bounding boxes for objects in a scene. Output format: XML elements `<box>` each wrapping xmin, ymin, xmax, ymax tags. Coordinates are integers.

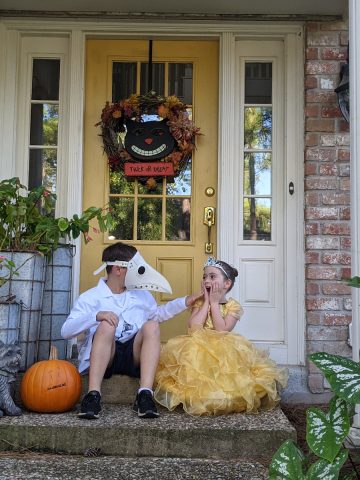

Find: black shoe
<box><xmin>78</xmin><ymin>390</ymin><xmax>101</xmax><ymax>419</ymax></box>
<box><xmin>133</xmin><ymin>390</ymin><xmax>159</xmax><ymax>418</ymax></box>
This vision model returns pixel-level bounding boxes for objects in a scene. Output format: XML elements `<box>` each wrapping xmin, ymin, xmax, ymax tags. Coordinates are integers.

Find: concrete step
<box><xmin>0</xmin><ymin>453</ymin><xmax>269</xmax><ymax>479</ymax></box>
<box><xmin>0</xmin><ymin>404</ymin><xmax>296</xmax><ymax>464</ymax></box>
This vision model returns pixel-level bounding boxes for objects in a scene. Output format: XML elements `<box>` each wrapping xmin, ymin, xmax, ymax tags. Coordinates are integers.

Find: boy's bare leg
<box><xmin>88</xmin><ymin>322</ymin><xmax>116</xmax><ymax>393</ymax></box>
<box><xmin>133</xmin><ymin>320</ymin><xmax>161</xmax><ymax>390</ymax></box>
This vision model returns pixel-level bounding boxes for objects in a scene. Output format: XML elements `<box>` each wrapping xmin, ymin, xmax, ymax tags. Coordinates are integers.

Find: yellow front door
<box><xmin>82</xmin><ymin>39</ymin><xmax>218</xmax><ymax>340</ymax></box>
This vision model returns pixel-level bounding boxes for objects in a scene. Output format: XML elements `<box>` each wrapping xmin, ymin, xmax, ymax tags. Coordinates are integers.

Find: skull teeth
<box><xmin>131</xmin><ymin>144</ymin><xmax>167</xmax><ymax>156</ymax></box>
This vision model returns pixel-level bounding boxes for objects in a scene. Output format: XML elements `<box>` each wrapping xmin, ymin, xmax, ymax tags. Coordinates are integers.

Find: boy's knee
<box><xmin>95</xmin><ymin>321</ymin><xmax>116</xmax><ymax>336</ymax></box>
<box><xmin>142</xmin><ymin>320</ymin><xmax>160</xmax><ymax>337</ymax></box>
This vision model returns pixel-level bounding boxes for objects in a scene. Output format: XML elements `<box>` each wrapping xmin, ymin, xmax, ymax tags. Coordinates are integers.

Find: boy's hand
<box><xmin>185</xmin><ymin>290</ymin><xmax>204</xmax><ymax>308</ymax></box>
<box><xmin>96</xmin><ymin>311</ymin><xmax>119</xmax><ymax>327</ymax></box>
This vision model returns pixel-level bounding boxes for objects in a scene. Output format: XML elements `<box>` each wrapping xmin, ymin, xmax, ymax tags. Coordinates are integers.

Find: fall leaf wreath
<box><xmin>96</xmin><ymin>91</ymin><xmax>201</xmax><ymax>189</ymax></box>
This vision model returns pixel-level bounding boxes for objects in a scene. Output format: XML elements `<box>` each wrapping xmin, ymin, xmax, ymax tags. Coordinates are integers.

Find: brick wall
<box><xmin>305</xmin><ymin>20</ymin><xmax>351</xmax><ymax>392</ymax></box>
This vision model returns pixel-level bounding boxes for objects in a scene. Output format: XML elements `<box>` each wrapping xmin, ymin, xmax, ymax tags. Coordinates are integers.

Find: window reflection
<box><xmin>245</xmin><ymin>62</ymin><xmax>272</xmax><ymax>104</ymax></box>
<box><xmin>243</xmin><ymin>198</ymin><xmax>271</xmax><ymax>241</ymax></box>
<box><xmin>166</xmin><ymin>198</ymin><xmax>191</xmax><ymax>241</ymax></box>
<box><xmin>244</xmin><ymin>153</ymin><xmax>271</xmax><ymax>196</ymax></box>
<box><xmin>137</xmin><ymin>198</ymin><xmax>162</xmax><ymax>240</ymax></box>
<box><xmin>29</xmin><ymin>148</ymin><xmax>57</xmax><ymax>194</ymax></box>
<box><xmin>30</xmin><ymin>104</ymin><xmax>58</xmax><ymax>146</ymax></box>
<box><xmin>244</xmin><ymin>107</ymin><xmax>272</xmax><ymax>150</ymax></box>
<box><xmin>109</xmin><ymin>198</ymin><xmax>134</xmax><ymax>240</ymax></box>
<box><xmin>166</xmin><ymin>159</ymin><xmax>192</xmax><ymax>195</ymax></box>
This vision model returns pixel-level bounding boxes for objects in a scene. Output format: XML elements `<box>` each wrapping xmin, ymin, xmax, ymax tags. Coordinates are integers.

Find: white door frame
<box><xmin>0</xmin><ymin>19</ymin><xmax>305</xmax><ymax>364</ymax></box>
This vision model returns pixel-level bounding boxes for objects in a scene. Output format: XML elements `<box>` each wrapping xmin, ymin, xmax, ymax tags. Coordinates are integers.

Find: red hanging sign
<box><xmin>124</xmin><ymin>162</ymin><xmax>175</xmax><ymax>177</ymax></box>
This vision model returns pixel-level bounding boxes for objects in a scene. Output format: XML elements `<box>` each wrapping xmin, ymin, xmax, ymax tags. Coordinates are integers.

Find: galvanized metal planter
<box><xmin>0</xmin><ymin>252</ymin><xmax>46</xmax><ymax>370</ymax></box>
<box><xmin>0</xmin><ymin>300</ymin><xmax>21</xmax><ymax>344</ymax></box>
<box><xmin>38</xmin><ymin>245</ymin><xmax>74</xmax><ymax>361</ymax></box>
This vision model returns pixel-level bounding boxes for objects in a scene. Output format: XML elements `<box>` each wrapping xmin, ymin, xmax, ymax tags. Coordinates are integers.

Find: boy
<box><xmin>61</xmin><ymin>242</ymin><xmax>201</xmax><ymax>420</ymax></box>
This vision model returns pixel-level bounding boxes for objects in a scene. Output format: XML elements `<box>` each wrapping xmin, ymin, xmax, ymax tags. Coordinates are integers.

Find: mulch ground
<box><xmin>281</xmin><ymin>403</ymin><xmax>360</xmax><ymax>479</ymax></box>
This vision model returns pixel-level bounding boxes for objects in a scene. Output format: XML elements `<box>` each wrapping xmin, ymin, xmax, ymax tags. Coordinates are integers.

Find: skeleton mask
<box><xmin>93</xmin><ymin>252</ymin><xmax>172</xmax><ymax>294</ymax></box>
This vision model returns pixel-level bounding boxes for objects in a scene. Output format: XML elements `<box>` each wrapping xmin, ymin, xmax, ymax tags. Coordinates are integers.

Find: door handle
<box><xmin>204</xmin><ymin>206</ymin><xmax>215</xmax><ymax>254</ymax></box>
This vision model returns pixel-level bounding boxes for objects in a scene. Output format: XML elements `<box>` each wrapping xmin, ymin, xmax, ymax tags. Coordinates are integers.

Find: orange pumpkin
<box><xmin>20</xmin><ymin>346</ymin><xmax>82</xmax><ymax>413</ymax></box>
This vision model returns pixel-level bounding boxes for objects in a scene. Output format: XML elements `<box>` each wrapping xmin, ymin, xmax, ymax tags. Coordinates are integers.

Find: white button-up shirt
<box><xmin>61</xmin><ymin>278</ymin><xmax>187</xmax><ymax>373</ymax></box>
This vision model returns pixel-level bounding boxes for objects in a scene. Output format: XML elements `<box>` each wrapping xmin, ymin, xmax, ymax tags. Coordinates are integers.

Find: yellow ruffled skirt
<box><xmin>154</xmin><ymin>327</ymin><xmax>288</xmax><ymax>416</ymax></box>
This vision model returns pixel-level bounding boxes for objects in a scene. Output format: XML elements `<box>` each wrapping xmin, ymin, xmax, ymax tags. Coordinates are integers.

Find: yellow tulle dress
<box><xmin>154</xmin><ymin>298</ymin><xmax>288</xmax><ymax>416</ymax></box>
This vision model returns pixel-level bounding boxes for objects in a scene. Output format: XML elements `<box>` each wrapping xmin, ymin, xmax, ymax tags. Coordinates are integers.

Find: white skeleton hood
<box><xmin>93</xmin><ymin>251</ymin><xmax>172</xmax><ymax>294</ymax></box>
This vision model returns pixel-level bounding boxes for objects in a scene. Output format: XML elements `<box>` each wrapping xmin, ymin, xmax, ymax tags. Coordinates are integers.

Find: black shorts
<box><xmin>104</xmin><ymin>335</ymin><xmax>140</xmax><ymax>379</ymax></box>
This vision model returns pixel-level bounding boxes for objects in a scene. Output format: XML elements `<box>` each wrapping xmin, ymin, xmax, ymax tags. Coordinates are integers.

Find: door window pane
<box><xmin>32</xmin><ymin>59</ymin><xmax>60</xmax><ymax>101</ymax></box>
<box><xmin>109</xmin><ymin>170</ymin><xmax>135</xmax><ymax>194</ymax></box>
<box><xmin>137</xmin><ymin>198</ymin><xmax>162</xmax><ymax>240</ymax></box>
<box><xmin>244</xmin><ymin>153</ymin><xmax>271</xmax><ymax>196</ymax></box>
<box><xmin>244</xmin><ymin>107</ymin><xmax>272</xmax><ymax>149</ymax></box>
<box><xmin>140</xmin><ymin>63</ymin><xmax>165</xmax><ymax>95</ymax></box>
<box><xmin>168</xmin><ymin>63</ymin><xmax>193</xmax><ymax>104</ymax></box>
<box><xmin>112</xmin><ymin>62</ymin><xmax>137</xmax><ymax>102</ymax></box>
<box><xmin>243</xmin><ymin>197</ymin><xmax>271</xmax><ymax>241</ymax></box>
<box><xmin>166</xmin><ymin>160</ymin><xmax>192</xmax><ymax>195</ymax></box>
<box><xmin>166</xmin><ymin>198</ymin><xmax>191</xmax><ymax>241</ymax></box>
<box><xmin>29</xmin><ymin>148</ymin><xmax>57</xmax><ymax>194</ymax></box>
<box><xmin>109</xmin><ymin>197</ymin><xmax>134</xmax><ymax>240</ymax></box>
<box><xmin>30</xmin><ymin>104</ymin><xmax>58</xmax><ymax>146</ymax></box>
<box><xmin>245</xmin><ymin>62</ymin><xmax>272</xmax><ymax>104</ymax></box>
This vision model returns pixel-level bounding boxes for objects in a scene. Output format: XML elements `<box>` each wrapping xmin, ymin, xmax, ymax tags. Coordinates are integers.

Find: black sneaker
<box><xmin>133</xmin><ymin>390</ymin><xmax>159</xmax><ymax>418</ymax></box>
<box><xmin>78</xmin><ymin>390</ymin><xmax>101</xmax><ymax>419</ymax></box>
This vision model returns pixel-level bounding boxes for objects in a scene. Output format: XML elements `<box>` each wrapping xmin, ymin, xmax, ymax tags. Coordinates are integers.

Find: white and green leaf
<box><xmin>309</xmin><ymin>352</ymin><xmax>360</xmax><ymax>403</ymax></box>
<box><xmin>306</xmin><ymin>396</ymin><xmax>350</xmax><ymax>462</ymax></box>
<box><xmin>305</xmin><ymin>448</ymin><xmax>348</xmax><ymax>480</ymax></box>
<box><xmin>268</xmin><ymin>440</ymin><xmax>305</xmax><ymax>479</ymax></box>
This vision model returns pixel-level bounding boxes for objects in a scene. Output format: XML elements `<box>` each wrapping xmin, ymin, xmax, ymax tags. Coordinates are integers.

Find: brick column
<box><xmin>304</xmin><ymin>20</ymin><xmax>351</xmax><ymax>392</ymax></box>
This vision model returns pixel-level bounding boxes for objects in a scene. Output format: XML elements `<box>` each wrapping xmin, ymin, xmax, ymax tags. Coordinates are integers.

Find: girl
<box><xmin>154</xmin><ymin>256</ymin><xmax>287</xmax><ymax>416</ymax></box>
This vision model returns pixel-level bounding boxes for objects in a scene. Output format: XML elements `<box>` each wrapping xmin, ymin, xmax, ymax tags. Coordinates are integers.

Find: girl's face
<box><xmin>203</xmin><ymin>266</ymin><xmax>231</xmax><ymax>293</ymax></box>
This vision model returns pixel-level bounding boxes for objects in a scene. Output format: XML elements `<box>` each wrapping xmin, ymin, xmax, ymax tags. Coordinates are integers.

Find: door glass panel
<box><xmin>244</xmin><ymin>153</ymin><xmax>271</xmax><ymax>196</ymax></box>
<box><xmin>137</xmin><ymin>198</ymin><xmax>162</xmax><ymax>240</ymax></box>
<box><xmin>166</xmin><ymin>198</ymin><xmax>191</xmax><ymax>241</ymax></box>
<box><xmin>243</xmin><ymin>197</ymin><xmax>271</xmax><ymax>241</ymax></box>
<box><xmin>29</xmin><ymin>148</ymin><xmax>57</xmax><ymax>194</ymax></box>
<box><xmin>245</xmin><ymin>62</ymin><xmax>272</xmax><ymax>104</ymax></box>
<box><xmin>243</xmin><ymin>62</ymin><xmax>273</xmax><ymax>241</ymax></box>
<box><xmin>244</xmin><ymin>107</ymin><xmax>272</xmax><ymax>149</ymax></box>
<box><xmin>112</xmin><ymin>62</ymin><xmax>137</xmax><ymax>102</ymax></box>
<box><xmin>109</xmin><ymin>58</ymin><xmax>194</xmax><ymax>242</ymax></box>
<box><xmin>109</xmin><ymin>197</ymin><xmax>134</xmax><ymax>240</ymax></box>
<box><xmin>30</xmin><ymin>104</ymin><xmax>59</xmax><ymax>145</ymax></box>
<box><xmin>140</xmin><ymin>63</ymin><xmax>165</xmax><ymax>95</ymax></box>
<box><xmin>168</xmin><ymin>63</ymin><xmax>193</xmax><ymax>104</ymax></box>
<box><xmin>32</xmin><ymin>59</ymin><xmax>60</xmax><ymax>101</ymax></box>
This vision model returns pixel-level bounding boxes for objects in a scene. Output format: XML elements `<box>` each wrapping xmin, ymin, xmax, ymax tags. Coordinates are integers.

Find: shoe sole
<box><xmin>78</xmin><ymin>411</ymin><xmax>100</xmax><ymax>420</ymax></box>
<box><xmin>136</xmin><ymin>409</ymin><xmax>160</xmax><ymax>418</ymax></box>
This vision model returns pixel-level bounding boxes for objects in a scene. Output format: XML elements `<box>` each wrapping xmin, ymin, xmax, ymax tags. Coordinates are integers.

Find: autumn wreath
<box><xmin>96</xmin><ymin>91</ymin><xmax>201</xmax><ymax>186</ymax></box>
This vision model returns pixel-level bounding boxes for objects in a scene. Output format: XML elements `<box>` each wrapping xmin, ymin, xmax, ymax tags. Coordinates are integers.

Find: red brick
<box><xmin>306</xmin><ymin>22</ymin><xmax>320</xmax><ymax>33</ymax></box>
<box><xmin>307</xmin><ymin>32</ymin><xmax>339</xmax><ymax>47</ymax></box>
<box><xmin>323</xmin><ymin>313</ymin><xmax>352</xmax><ymax>326</ymax></box>
<box><xmin>323</xmin><ymin>341</ymin><xmax>352</xmax><ymax>357</ymax></box>
<box><xmin>322</xmin><ymin>283</ymin><xmax>351</xmax><ymax>295</ymax></box>
<box><xmin>339</xmin><ymin>207</ymin><xmax>350</xmax><ymax>220</ymax></box>
<box><xmin>320</xmin><ymin>21</ymin><xmax>348</xmax><ymax>31</ymax></box>
<box><xmin>344</xmin><ymin>297</ymin><xmax>352</xmax><ymax>310</ymax></box>
<box><xmin>307</xmin><ymin>312</ymin><xmax>322</xmax><ymax>325</ymax></box>
<box><xmin>306</xmin><ymin>297</ymin><xmax>340</xmax><ymax>310</ymax></box>
<box><xmin>306</xmin><ymin>47</ymin><xmax>319</xmax><ymax>60</ymax></box>
<box><xmin>340</xmin><ymin>237</ymin><xmax>351</xmax><ymax>250</ymax></box>
<box><xmin>322</xmin><ymin>192</ymin><xmax>350</xmax><ymax>206</ymax></box>
<box><xmin>340</xmin><ymin>178</ymin><xmax>350</xmax><ymax>191</ymax></box>
<box><xmin>306</xmin><ymin>118</ymin><xmax>335</xmax><ymax>132</ymax></box>
<box><xmin>340</xmin><ymin>32</ymin><xmax>349</xmax><ymax>46</ymax></box>
<box><xmin>306</xmin><ymin>223</ymin><xmax>319</xmax><ymax>235</ymax></box>
<box><xmin>305</xmin><ymin>178</ymin><xmax>338</xmax><ymax>190</ymax></box>
<box><xmin>338</xmin><ymin>149</ymin><xmax>350</xmax><ymax>161</ymax></box>
<box><xmin>341</xmin><ymin>267</ymin><xmax>351</xmax><ymax>279</ymax></box>
<box><xmin>305</xmin><ymin>76</ymin><xmax>318</xmax><ymax>89</ymax></box>
<box><xmin>305</xmin><ymin>192</ymin><xmax>320</xmax><ymax>206</ymax></box>
<box><xmin>308</xmin><ymin>374</ymin><xmax>325</xmax><ymax>393</ymax></box>
<box><xmin>305</xmin><ymin>163</ymin><xmax>318</xmax><ymax>175</ymax></box>
<box><xmin>307</xmin><ymin>266</ymin><xmax>340</xmax><ymax>280</ymax></box>
<box><xmin>306</xmin><ymin>91</ymin><xmax>337</xmax><ymax>103</ymax></box>
<box><xmin>305</xmin><ymin>133</ymin><xmax>319</xmax><ymax>147</ymax></box>
<box><xmin>307</xmin><ymin>325</ymin><xmax>349</xmax><ymax>341</ymax></box>
<box><xmin>306</xmin><ymin>236</ymin><xmax>339</xmax><ymax>249</ymax></box>
<box><xmin>305</xmin><ymin>104</ymin><xmax>320</xmax><ymax>118</ymax></box>
<box><xmin>307</xmin><ymin>283</ymin><xmax>320</xmax><ymax>295</ymax></box>
<box><xmin>305</xmin><ymin>207</ymin><xmax>338</xmax><ymax>220</ymax></box>
<box><xmin>321</xmin><ymin>47</ymin><xmax>348</xmax><ymax>61</ymax></box>
<box><xmin>322</xmin><ymin>252</ymin><xmax>351</xmax><ymax>265</ymax></box>
<box><xmin>306</xmin><ymin>148</ymin><xmax>337</xmax><ymax>162</ymax></box>
<box><xmin>321</xmin><ymin>106</ymin><xmax>342</xmax><ymax>118</ymax></box>
<box><xmin>339</xmin><ymin>119</ymin><xmax>350</xmax><ymax>132</ymax></box>
<box><xmin>306</xmin><ymin>252</ymin><xmax>320</xmax><ymax>264</ymax></box>
<box><xmin>321</xmin><ymin>224</ymin><xmax>350</xmax><ymax>236</ymax></box>
<box><xmin>319</xmin><ymin>164</ymin><xmax>337</xmax><ymax>176</ymax></box>
<box><xmin>306</xmin><ymin>62</ymin><xmax>340</xmax><ymax>75</ymax></box>
<box><xmin>339</xmin><ymin>164</ymin><xmax>350</xmax><ymax>177</ymax></box>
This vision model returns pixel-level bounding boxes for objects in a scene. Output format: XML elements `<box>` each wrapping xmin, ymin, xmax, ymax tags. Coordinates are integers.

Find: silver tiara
<box><xmin>204</xmin><ymin>256</ymin><xmax>229</xmax><ymax>278</ymax></box>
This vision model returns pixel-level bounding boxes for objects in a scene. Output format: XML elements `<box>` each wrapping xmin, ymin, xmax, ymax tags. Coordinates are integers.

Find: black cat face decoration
<box><xmin>124</xmin><ymin>119</ymin><xmax>175</xmax><ymax>161</ymax></box>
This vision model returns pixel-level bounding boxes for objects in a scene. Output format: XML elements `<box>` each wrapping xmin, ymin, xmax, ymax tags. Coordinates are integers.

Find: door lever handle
<box><xmin>204</xmin><ymin>206</ymin><xmax>215</xmax><ymax>254</ymax></box>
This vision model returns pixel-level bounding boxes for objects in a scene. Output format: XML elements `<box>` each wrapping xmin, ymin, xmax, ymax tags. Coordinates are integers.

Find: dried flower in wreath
<box><xmin>95</xmin><ymin>91</ymin><xmax>202</xmax><ymax>180</ymax></box>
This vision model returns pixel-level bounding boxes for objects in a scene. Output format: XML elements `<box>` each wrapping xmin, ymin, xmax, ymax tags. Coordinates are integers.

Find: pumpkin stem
<box><xmin>49</xmin><ymin>345</ymin><xmax>58</xmax><ymax>360</ymax></box>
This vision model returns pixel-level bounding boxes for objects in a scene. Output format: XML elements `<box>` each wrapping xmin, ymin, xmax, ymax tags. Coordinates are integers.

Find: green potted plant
<box><xmin>0</xmin><ymin>177</ymin><xmax>113</xmax><ymax>369</ymax></box>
